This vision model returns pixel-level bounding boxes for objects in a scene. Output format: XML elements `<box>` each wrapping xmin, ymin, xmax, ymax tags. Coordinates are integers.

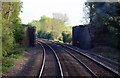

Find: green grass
<box><xmin>2</xmin><ymin>44</ymin><xmax>28</xmax><ymax>73</ymax></box>
<box><xmin>0</xmin><ymin>66</ymin><xmax>2</xmax><ymax>73</ymax></box>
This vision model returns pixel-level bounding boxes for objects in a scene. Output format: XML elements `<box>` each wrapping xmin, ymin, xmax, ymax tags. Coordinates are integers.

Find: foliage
<box><xmin>2</xmin><ymin>44</ymin><xmax>27</xmax><ymax>72</ymax></box>
<box><xmin>84</xmin><ymin>2</ymin><xmax>120</xmax><ymax>48</ymax></box>
<box><xmin>62</xmin><ymin>31</ymin><xmax>72</xmax><ymax>43</ymax></box>
<box><xmin>37</xmin><ymin>30</ymin><xmax>53</xmax><ymax>40</ymax></box>
<box><xmin>10</xmin><ymin>2</ymin><xmax>23</xmax><ymax>43</ymax></box>
<box><xmin>39</xmin><ymin>16</ymin><xmax>53</xmax><ymax>33</ymax></box>
<box><xmin>2</xmin><ymin>18</ymin><xmax>14</xmax><ymax>56</ymax></box>
<box><xmin>13</xmin><ymin>24</ymin><xmax>24</xmax><ymax>43</ymax></box>
<box><xmin>28</xmin><ymin>20</ymin><xmax>41</xmax><ymax>33</ymax></box>
<box><xmin>0</xmin><ymin>3</ymin><xmax>2</xmax><ymax>57</ymax></box>
<box><xmin>53</xmin><ymin>13</ymin><xmax>68</xmax><ymax>23</ymax></box>
<box><xmin>2</xmin><ymin>1</ymin><xmax>25</xmax><ymax>73</ymax></box>
<box><xmin>2</xmin><ymin>2</ymin><xmax>23</xmax><ymax>56</ymax></box>
<box><xmin>2</xmin><ymin>56</ymin><xmax>14</xmax><ymax>72</ymax></box>
<box><xmin>30</xmin><ymin>13</ymin><xmax>69</xmax><ymax>41</ymax></box>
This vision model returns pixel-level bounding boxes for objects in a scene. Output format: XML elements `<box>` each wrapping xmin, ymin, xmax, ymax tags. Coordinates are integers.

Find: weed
<box><xmin>2</xmin><ymin>57</ymin><xmax>13</xmax><ymax>72</ymax></box>
<box><xmin>2</xmin><ymin>44</ymin><xmax>28</xmax><ymax>72</ymax></box>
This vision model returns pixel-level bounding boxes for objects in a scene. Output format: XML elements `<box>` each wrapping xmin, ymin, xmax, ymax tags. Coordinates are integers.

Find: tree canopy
<box><xmin>84</xmin><ymin>1</ymin><xmax>120</xmax><ymax>48</ymax></box>
<box><xmin>2</xmin><ymin>1</ymin><xmax>23</xmax><ymax>56</ymax></box>
<box><xmin>29</xmin><ymin>13</ymin><xmax>72</xmax><ymax>43</ymax></box>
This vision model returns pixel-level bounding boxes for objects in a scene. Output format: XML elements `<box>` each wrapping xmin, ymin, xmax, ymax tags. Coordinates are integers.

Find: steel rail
<box><xmin>38</xmin><ymin>42</ymin><xmax>46</xmax><ymax>78</ymax></box>
<box><xmin>54</xmin><ymin>43</ymin><xmax>97</xmax><ymax>77</ymax></box>
<box><xmin>39</xmin><ymin>41</ymin><xmax>64</xmax><ymax>78</ymax></box>
<box><xmin>55</xmin><ymin>42</ymin><xmax>120</xmax><ymax>76</ymax></box>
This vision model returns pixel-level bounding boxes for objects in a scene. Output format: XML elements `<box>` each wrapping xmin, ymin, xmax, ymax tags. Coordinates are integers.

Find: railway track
<box><xmin>64</xmin><ymin>43</ymin><xmax>120</xmax><ymax>74</ymax></box>
<box><xmin>39</xmin><ymin>40</ymin><xmax>96</xmax><ymax>77</ymax></box>
<box><xmin>50</xmin><ymin>44</ymin><xmax>97</xmax><ymax>77</ymax></box>
<box><xmin>38</xmin><ymin>41</ymin><xmax>63</xmax><ymax>77</ymax></box>
<box><xmin>53</xmin><ymin>42</ymin><xmax>120</xmax><ymax>77</ymax></box>
<box><xmin>53</xmin><ymin>43</ymin><xmax>97</xmax><ymax>77</ymax></box>
<box><xmin>37</xmin><ymin>39</ymin><xmax>119</xmax><ymax>77</ymax></box>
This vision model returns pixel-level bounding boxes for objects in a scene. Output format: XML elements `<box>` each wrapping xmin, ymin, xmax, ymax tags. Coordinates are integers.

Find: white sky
<box><xmin>19</xmin><ymin>0</ymin><xmax>86</xmax><ymax>26</ymax></box>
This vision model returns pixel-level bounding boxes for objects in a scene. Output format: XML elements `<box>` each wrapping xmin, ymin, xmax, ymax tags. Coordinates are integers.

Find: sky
<box><xmin>19</xmin><ymin>0</ymin><xmax>86</xmax><ymax>26</ymax></box>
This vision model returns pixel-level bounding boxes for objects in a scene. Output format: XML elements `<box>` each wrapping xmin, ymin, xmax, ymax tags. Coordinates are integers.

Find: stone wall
<box><xmin>72</xmin><ymin>25</ymin><xmax>91</xmax><ymax>50</ymax></box>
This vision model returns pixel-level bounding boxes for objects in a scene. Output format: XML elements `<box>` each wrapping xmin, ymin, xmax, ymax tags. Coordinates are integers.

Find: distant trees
<box><xmin>37</xmin><ymin>31</ymin><xmax>53</xmax><ymax>40</ymax></box>
<box><xmin>28</xmin><ymin>20</ymin><xmax>41</xmax><ymax>33</ymax></box>
<box><xmin>84</xmin><ymin>1</ymin><xmax>120</xmax><ymax>48</ymax></box>
<box><xmin>62</xmin><ymin>31</ymin><xmax>72</xmax><ymax>43</ymax></box>
<box><xmin>29</xmin><ymin>13</ymin><xmax>72</xmax><ymax>43</ymax></box>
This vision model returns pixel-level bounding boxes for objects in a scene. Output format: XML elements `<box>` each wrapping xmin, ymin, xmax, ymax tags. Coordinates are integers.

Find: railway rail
<box><xmin>65</xmin><ymin>43</ymin><xmax>120</xmax><ymax>67</ymax></box>
<box><xmin>41</xmin><ymin>40</ymin><xmax>96</xmax><ymax>77</ymax></box>
<box><xmin>53</xmin><ymin>42</ymin><xmax>120</xmax><ymax>77</ymax></box>
<box><xmin>37</xmin><ymin>39</ymin><xmax>119</xmax><ymax>77</ymax></box>
<box><xmin>38</xmin><ymin>41</ymin><xmax>63</xmax><ymax>78</ymax></box>
<box><xmin>64</xmin><ymin>44</ymin><xmax>120</xmax><ymax>75</ymax></box>
<box><xmin>52</xmin><ymin>43</ymin><xmax>98</xmax><ymax>77</ymax></box>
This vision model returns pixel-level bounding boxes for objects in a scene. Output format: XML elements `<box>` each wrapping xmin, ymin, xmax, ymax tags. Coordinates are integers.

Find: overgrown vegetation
<box><xmin>2</xmin><ymin>1</ymin><xmax>27</xmax><ymax>72</ymax></box>
<box><xmin>62</xmin><ymin>31</ymin><xmax>72</xmax><ymax>43</ymax></box>
<box><xmin>2</xmin><ymin>1</ymin><xmax>23</xmax><ymax>56</ymax></box>
<box><xmin>84</xmin><ymin>1</ymin><xmax>120</xmax><ymax>48</ymax></box>
<box><xmin>2</xmin><ymin>44</ymin><xmax>27</xmax><ymax>72</ymax></box>
<box><xmin>83</xmin><ymin>1</ymin><xmax>120</xmax><ymax>62</ymax></box>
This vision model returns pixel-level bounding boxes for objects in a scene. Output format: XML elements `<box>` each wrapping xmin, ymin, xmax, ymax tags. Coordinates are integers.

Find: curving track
<box><xmin>40</xmin><ymin>40</ymin><xmax>96</xmax><ymax>77</ymax></box>
<box><xmin>54</xmin><ymin>43</ymin><xmax>97</xmax><ymax>77</ymax></box>
<box><xmin>53</xmin><ymin>42</ymin><xmax>120</xmax><ymax>77</ymax></box>
<box><xmin>37</xmin><ymin>39</ymin><xmax>119</xmax><ymax>77</ymax></box>
<box><xmin>38</xmin><ymin>41</ymin><xmax>63</xmax><ymax>78</ymax></box>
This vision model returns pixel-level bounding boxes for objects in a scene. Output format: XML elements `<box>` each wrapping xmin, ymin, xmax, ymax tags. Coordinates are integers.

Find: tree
<box><xmin>84</xmin><ymin>1</ymin><xmax>120</xmax><ymax>48</ymax></box>
<box><xmin>28</xmin><ymin>20</ymin><xmax>41</xmax><ymax>33</ymax></box>
<box><xmin>53</xmin><ymin>13</ymin><xmax>68</xmax><ymax>23</ymax></box>
<box><xmin>29</xmin><ymin>13</ymin><xmax>70</xmax><ymax>41</ymax></box>
<box><xmin>39</xmin><ymin>16</ymin><xmax>53</xmax><ymax>33</ymax></box>
<box><xmin>2</xmin><ymin>1</ymin><xmax>23</xmax><ymax>56</ymax></box>
<box><xmin>52</xmin><ymin>13</ymin><xmax>68</xmax><ymax>39</ymax></box>
<box><xmin>0</xmin><ymin>2</ymin><xmax>2</xmax><ymax>55</ymax></box>
<box><xmin>37</xmin><ymin>30</ymin><xmax>53</xmax><ymax>40</ymax></box>
<box><xmin>38</xmin><ymin>14</ymin><xmax>67</xmax><ymax>40</ymax></box>
<box><xmin>62</xmin><ymin>31</ymin><xmax>72</xmax><ymax>43</ymax></box>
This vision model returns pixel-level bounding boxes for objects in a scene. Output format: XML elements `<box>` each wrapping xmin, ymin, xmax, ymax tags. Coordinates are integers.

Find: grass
<box><xmin>2</xmin><ymin>44</ymin><xmax>28</xmax><ymax>73</ymax></box>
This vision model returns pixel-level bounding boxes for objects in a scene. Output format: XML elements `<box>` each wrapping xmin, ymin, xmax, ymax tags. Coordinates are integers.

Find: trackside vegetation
<box><xmin>1</xmin><ymin>1</ymin><xmax>27</xmax><ymax>72</ymax></box>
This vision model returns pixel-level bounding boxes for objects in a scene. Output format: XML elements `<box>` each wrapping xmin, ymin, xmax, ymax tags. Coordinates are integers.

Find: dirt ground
<box><xmin>2</xmin><ymin>44</ymin><xmax>43</xmax><ymax>77</ymax></box>
<box><xmin>90</xmin><ymin>45</ymin><xmax>120</xmax><ymax>63</ymax></box>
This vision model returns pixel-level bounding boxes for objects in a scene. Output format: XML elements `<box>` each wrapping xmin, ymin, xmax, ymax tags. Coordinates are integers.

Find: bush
<box><xmin>62</xmin><ymin>31</ymin><xmax>72</xmax><ymax>43</ymax></box>
<box><xmin>2</xmin><ymin>19</ymin><xmax>14</xmax><ymax>56</ymax></box>
<box><xmin>2</xmin><ymin>44</ymin><xmax>27</xmax><ymax>72</ymax></box>
<box><xmin>2</xmin><ymin>57</ymin><xmax>13</xmax><ymax>72</ymax></box>
<box><xmin>13</xmin><ymin>24</ymin><xmax>24</xmax><ymax>43</ymax></box>
<box><xmin>37</xmin><ymin>30</ymin><xmax>53</xmax><ymax>40</ymax></box>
